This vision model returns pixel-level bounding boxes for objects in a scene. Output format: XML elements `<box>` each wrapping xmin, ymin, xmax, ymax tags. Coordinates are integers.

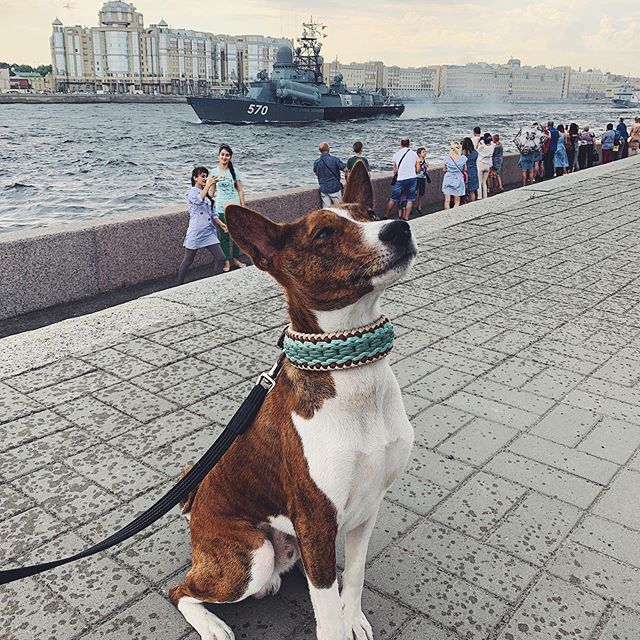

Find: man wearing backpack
<box><xmin>313</xmin><ymin>142</ymin><xmax>347</xmax><ymax>207</ymax></box>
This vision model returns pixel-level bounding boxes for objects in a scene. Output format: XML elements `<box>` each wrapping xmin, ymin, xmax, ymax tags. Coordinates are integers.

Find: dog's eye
<box><xmin>315</xmin><ymin>227</ymin><xmax>335</xmax><ymax>241</ymax></box>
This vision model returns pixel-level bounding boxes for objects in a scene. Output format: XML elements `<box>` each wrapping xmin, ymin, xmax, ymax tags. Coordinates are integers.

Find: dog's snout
<box><xmin>379</xmin><ymin>220</ymin><xmax>411</xmax><ymax>245</ymax></box>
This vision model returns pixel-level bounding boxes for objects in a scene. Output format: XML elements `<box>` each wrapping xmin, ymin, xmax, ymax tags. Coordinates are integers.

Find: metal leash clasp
<box><xmin>256</xmin><ymin>326</ymin><xmax>288</xmax><ymax>392</ymax></box>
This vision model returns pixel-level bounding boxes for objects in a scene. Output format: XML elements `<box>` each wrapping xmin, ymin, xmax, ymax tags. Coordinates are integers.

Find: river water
<box><xmin>0</xmin><ymin>101</ymin><xmax>636</xmax><ymax>233</ymax></box>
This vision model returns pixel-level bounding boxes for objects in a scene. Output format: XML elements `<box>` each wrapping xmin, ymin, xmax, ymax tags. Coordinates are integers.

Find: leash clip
<box><xmin>256</xmin><ymin>352</ymin><xmax>285</xmax><ymax>392</ymax></box>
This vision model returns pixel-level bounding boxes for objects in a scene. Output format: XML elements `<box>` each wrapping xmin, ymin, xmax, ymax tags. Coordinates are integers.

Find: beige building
<box><xmin>567</xmin><ymin>69</ymin><xmax>607</xmax><ymax>98</ymax></box>
<box><xmin>51</xmin><ymin>1</ymin><xmax>290</xmax><ymax>94</ymax></box>
<box><xmin>0</xmin><ymin>68</ymin><xmax>10</xmax><ymax>92</ymax></box>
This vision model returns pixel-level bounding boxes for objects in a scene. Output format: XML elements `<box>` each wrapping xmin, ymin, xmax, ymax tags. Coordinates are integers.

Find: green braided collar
<box><xmin>283</xmin><ymin>317</ymin><xmax>394</xmax><ymax>371</ymax></box>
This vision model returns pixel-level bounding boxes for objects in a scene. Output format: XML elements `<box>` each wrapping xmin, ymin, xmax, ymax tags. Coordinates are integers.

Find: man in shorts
<box><xmin>385</xmin><ymin>139</ymin><xmax>418</xmax><ymax>220</ymax></box>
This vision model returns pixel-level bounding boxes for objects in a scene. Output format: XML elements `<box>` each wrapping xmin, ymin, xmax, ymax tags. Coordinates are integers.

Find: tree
<box><xmin>0</xmin><ymin>62</ymin><xmax>51</xmax><ymax>76</ymax></box>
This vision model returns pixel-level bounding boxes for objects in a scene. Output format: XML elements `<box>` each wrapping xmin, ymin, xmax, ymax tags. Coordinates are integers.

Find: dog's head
<box><xmin>225</xmin><ymin>162</ymin><xmax>416</xmax><ymax>330</ymax></box>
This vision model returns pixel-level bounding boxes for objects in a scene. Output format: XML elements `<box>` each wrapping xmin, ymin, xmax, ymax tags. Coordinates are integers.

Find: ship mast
<box><xmin>294</xmin><ymin>18</ymin><xmax>326</xmax><ymax>83</ymax></box>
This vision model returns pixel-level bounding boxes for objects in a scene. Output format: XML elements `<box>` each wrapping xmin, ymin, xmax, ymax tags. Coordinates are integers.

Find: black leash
<box><xmin>0</xmin><ymin>353</ymin><xmax>285</xmax><ymax>586</ymax></box>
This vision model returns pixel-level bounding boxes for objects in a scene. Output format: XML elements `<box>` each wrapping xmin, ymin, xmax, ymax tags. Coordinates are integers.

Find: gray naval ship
<box><xmin>187</xmin><ymin>21</ymin><xmax>405</xmax><ymax>124</ymax></box>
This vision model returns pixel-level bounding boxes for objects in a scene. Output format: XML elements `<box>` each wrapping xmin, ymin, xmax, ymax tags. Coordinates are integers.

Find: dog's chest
<box><xmin>291</xmin><ymin>360</ymin><xmax>413</xmax><ymax>530</ymax></box>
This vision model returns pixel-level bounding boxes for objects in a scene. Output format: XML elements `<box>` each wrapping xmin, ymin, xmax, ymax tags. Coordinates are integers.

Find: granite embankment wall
<box><xmin>0</xmin><ymin>152</ymin><xmax>524</xmax><ymax>320</ymax></box>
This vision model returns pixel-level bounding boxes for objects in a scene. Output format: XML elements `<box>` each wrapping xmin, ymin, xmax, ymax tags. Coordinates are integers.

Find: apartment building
<box><xmin>567</xmin><ymin>69</ymin><xmax>607</xmax><ymax>98</ymax></box>
<box><xmin>50</xmin><ymin>1</ymin><xmax>290</xmax><ymax>94</ymax></box>
<box><xmin>0</xmin><ymin>68</ymin><xmax>10</xmax><ymax>92</ymax></box>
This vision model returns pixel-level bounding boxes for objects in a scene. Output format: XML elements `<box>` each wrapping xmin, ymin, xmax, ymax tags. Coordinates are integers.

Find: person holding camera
<box><xmin>176</xmin><ymin>166</ymin><xmax>227</xmax><ymax>286</ymax></box>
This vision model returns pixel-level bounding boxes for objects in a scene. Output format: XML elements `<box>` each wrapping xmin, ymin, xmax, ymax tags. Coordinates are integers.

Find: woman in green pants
<box><xmin>211</xmin><ymin>144</ymin><xmax>246</xmax><ymax>271</ymax></box>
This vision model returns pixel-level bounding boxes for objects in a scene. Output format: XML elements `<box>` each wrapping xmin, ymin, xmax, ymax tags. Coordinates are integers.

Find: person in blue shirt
<box><xmin>616</xmin><ymin>118</ymin><xmax>629</xmax><ymax>159</ymax></box>
<box><xmin>313</xmin><ymin>142</ymin><xmax>346</xmax><ymax>207</ymax></box>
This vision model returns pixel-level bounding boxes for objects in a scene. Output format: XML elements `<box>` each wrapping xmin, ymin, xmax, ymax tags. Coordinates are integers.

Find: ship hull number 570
<box><xmin>247</xmin><ymin>104</ymin><xmax>269</xmax><ymax>115</ymax></box>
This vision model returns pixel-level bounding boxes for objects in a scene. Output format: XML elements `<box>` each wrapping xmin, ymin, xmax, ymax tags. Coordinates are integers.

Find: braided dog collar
<box><xmin>282</xmin><ymin>316</ymin><xmax>394</xmax><ymax>371</ymax></box>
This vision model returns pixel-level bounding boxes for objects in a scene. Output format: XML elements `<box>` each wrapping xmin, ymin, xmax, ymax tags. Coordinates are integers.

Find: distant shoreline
<box><xmin>0</xmin><ymin>94</ymin><xmax>187</xmax><ymax>105</ymax></box>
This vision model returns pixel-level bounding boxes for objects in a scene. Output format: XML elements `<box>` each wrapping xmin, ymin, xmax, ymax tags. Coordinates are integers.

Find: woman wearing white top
<box><xmin>477</xmin><ymin>133</ymin><xmax>496</xmax><ymax>200</ymax></box>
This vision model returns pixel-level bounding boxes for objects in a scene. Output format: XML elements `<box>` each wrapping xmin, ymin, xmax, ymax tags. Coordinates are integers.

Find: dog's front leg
<box><xmin>340</xmin><ymin>505</ymin><xmax>380</xmax><ymax>640</ymax></box>
<box><xmin>297</xmin><ymin>524</ymin><xmax>345</xmax><ymax>640</ymax></box>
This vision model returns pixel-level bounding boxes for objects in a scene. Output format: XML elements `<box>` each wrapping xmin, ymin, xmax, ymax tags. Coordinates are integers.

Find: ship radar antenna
<box><xmin>296</xmin><ymin>18</ymin><xmax>327</xmax><ymax>83</ymax></box>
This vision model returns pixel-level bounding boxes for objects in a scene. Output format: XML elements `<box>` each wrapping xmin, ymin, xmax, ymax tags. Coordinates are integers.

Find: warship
<box><xmin>187</xmin><ymin>21</ymin><xmax>405</xmax><ymax>124</ymax></box>
<box><xmin>612</xmin><ymin>81</ymin><xmax>640</xmax><ymax>108</ymax></box>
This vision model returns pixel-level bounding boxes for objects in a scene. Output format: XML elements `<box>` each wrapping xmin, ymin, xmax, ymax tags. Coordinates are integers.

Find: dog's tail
<box><xmin>178</xmin><ymin>465</ymin><xmax>198</xmax><ymax>522</ymax></box>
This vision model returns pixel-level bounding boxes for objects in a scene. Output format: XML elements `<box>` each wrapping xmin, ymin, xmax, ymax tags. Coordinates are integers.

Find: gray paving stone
<box><xmin>519</xmin><ymin>366</ymin><xmax>585</xmax><ymax>402</ymax></box>
<box><xmin>365</xmin><ymin>499</ymin><xmax>422</xmax><ymax>561</ymax></box>
<box><xmin>385</xmin><ymin>472</ymin><xmax>449</xmax><ymax>516</ymax></box>
<box><xmin>157</xmin><ymin>366</ymin><xmax>245</xmax><ymax>407</ymax></box>
<box><xmin>20</xmin><ymin>462</ymin><xmax>121</xmax><ymax>527</ymax></box>
<box><xmin>485</xmin><ymin>452</ymin><xmax>602</xmax><ymax>509</ymax></box>
<box><xmin>188</xmin><ymin>391</ymin><xmax>245</xmax><ymax>425</ymax></box>
<box><xmin>127</xmin><ymin>357</ymin><xmax>213</xmax><ymax>394</ymax></box>
<box><xmin>197</xmin><ymin>345</ymin><xmax>272</xmax><ymax>378</ymax></box>
<box><xmin>450</xmin><ymin>323</ymin><xmax>506</xmax><ymax>347</ymax></box>
<box><xmin>0</xmin><ymin>426</ymin><xmax>99</xmax><ymax>479</ymax></box>
<box><xmin>0</xmin><ymin>409</ymin><xmax>74</xmax><ymax>451</ymax></box>
<box><xmin>116</xmin><ymin>517</ymin><xmax>191</xmax><ymax>582</ymax></box>
<box><xmin>593</xmin><ymin>356</ymin><xmax>640</xmax><ymax>387</ymax></box>
<box><xmin>530</xmin><ymin>403</ymin><xmax>600</xmax><ymax>447</ymax></box>
<box><xmin>483</xmin><ymin>357</ymin><xmax>546</xmax><ymax>388</ymax></box>
<box><xmin>404</xmin><ymin>446</ymin><xmax>473</xmax><ymax>489</ymax></box>
<box><xmin>391</xmin><ymin>355</ymin><xmax>441</xmax><ymax>389</ymax></box>
<box><xmin>0</xmin><ymin>382</ymin><xmax>43</xmax><ymax>424</ymax></box>
<box><xmin>437</xmin><ymin>418</ymin><xmax>518</xmax><ymax>466</ymax></box>
<box><xmin>218</xmin><ymin>377</ymin><xmax>261</xmax><ymax>403</ymax></box>
<box><xmin>82</xmin><ymin>592</ymin><xmax>192</xmax><ymax>640</ymax></box>
<box><xmin>498</xmin><ymin>574</ymin><xmax>606</xmax><ymax>640</ymax></box>
<box><xmin>0</xmin><ymin>577</ymin><xmax>87</xmax><ymax>640</ymax></box>
<box><xmin>571</xmin><ymin>515</ymin><xmax>640</xmax><ymax>568</ymax></box>
<box><xmin>401</xmin><ymin>392</ymin><xmax>432</xmax><ymax>419</ymax></box>
<box><xmin>80</xmin><ymin>347</ymin><xmax>156</xmax><ymax>380</ymax></box>
<box><xmin>404</xmin><ymin>367</ymin><xmax>476</xmax><ymax>403</ymax></box>
<box><xmin>578</xmin><ymin>377</ymin><xmax>640</xmax><ymax>408</ymax></box>
<box><xmin>368</xmin><ymin>545</ymin><xmax>508</xmax><ymax>640</ymax></box>
<box><xmin>144</xmin><ymin>423</ymin><xmax>226</xmax><ymax>478</ymax></box>
<box><xmin>548</xmin><ymin>541</ymin><xmax>640</xmax><ymax>611</ymax></box>
<box><xmin>394</xmin><ymin>617</ymin><xmax>459</xmax><ymax>640</ymax></box>
<box><xmin>40</xmin><ymin>554</ymin><xmax>148</xmax><ymax>624</ymax></box>
<box><xmin>226</xmin><ymin>336</ymin><xmax>284</xmax><ymax>363</ymax></box>
<box><xmin>414</xmin><ymin>346</ymin><xmax>495</xmax><ymax>376</ymax></box>
<box><xmin>55</xmin><ymin>395</ymin><xmax>143</xmax><ymax>439</ymax></box>
<box><xmin>3</xmin><ymin>357</ymin><xmax>96</xmax><ymax>393</ymax></box>
<box><xmin>170</xmin><ymin>325</ymin><xmax>244</xmax><ymax>355</ymax></box>
<box><xmin>431</xmin><ymin>339</ymin><xmax>508</xmax><ymax>366</ymax></box>
<box><xmin>113</xmin><ymin>337</ymin><xmax>184</xmax><ymax>366</ymax></box>
<box><xmin>462</xmin><ymin>379</ymin><xmax>556</xmax><ymax>415</ymax></box>
<box><xmin>28</xmin><ymin>369</ymin><xmax>120</xmax><ymax>406</ymax></box>
<box><xmin>445</xmin><ymin>391</ymin><xmax>540</xmax><ymax>430</ymax></box>
<box><xmin>0</xmin><ymin>483</ymin><xmax>34</xmax><ymax>521</ymax></box>
<box><xmin>563</xmin><ymin>389</ymin><xmax>640</xmax><ymax>425</ymax></box>
<box><xmin>481</xmin><ymin>330</ymin><xmax>540</xmax><ymax>355</ymax></box>
<box><xmin>0</xmin><ymin>507</ymin><xmax>69</xmax><ymax>563</ymax></box>
<box><xmin>519</xmin><ymin>345</ymin><xmax>600</xmax><ymax>375</ymax></box>
<box><xmin>508</xmin><ymin>434</ymin><xmax>619</xmax><ymax>485</ymax></box>
<box><xmin>432</xmin><ymin>471</ymin><xmax>526</xmax><ymax>539</ymax></box>
<box><xmin>412</xmin><ymin>403</ymin><xmax>475</xmax><ymax>449</ymax></box>
<box><xmin>94</xmin><ymin>381</ymin><xmax>178</xmax><ymax>423</ymax></box>
<box><xmin>593</xmin><ymin>469</ymin><xmax>640</xmax><ymax>530</ymax></box>
<box><xmin>67</xmin><ymin>443</ymin><xmax>167</xmax><ymax>500</ymax></box>
<box><xmin>577</xmin><ymin>417</ymin><xmax>640</xmax><ymax>464</ymax></box>
<box><xmin>488</xmin><ymin>492</ymin><xmax>582</xmax><ymax>565</ymax></box>
<box><xmin>108</xmin><ymin>409</ymin><xmax>211</xmax><ymax>457</ymax></box>
<box><xmin>146</xmin><ymin>319</ymin><xmax>215</xmax><ymax>345</ymax></box>
<box><xmin>400</xmin><ymin>521</ymin><xmax>538</xmax><ymax>602</ymax></box>
<box><xmin>598</xmin><ymin>606</ymin><xmax>640</xmax><ymax>640</ymax></box>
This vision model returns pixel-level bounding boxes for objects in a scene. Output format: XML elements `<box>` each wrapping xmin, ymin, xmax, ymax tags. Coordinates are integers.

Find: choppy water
<box><xmin>0</xmin><ymin>101</ymin><xmax>636</xmax><ymax>233</ymax></box>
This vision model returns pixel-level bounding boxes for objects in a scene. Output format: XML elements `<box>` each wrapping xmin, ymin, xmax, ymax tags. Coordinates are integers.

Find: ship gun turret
<box><xmin>275</xmin><ymin>79</ymin><xmax>321</xmax><ymax>105</ymax></box>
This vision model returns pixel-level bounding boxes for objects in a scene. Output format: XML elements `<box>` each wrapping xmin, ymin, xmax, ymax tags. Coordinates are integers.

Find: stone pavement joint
<box><xmin>1</xmin><ymin>157</ymin><xmax>640</xmax><ymax>639</ymax></box>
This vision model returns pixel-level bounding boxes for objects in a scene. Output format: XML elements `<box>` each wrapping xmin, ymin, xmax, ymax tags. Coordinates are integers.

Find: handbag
<box><xmin>391</xmin><ymin>149</ymin><xmax>410</xmax><ymax>185</ymax></box>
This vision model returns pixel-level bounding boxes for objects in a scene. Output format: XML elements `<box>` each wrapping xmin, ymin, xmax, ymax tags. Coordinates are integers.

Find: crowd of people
<box><xmin>177</xmin><ymin>116</ymin><xmax>639</xmax><ymax>283</ymax></box>
<box><xmin>514</xmin><ymin>116</ymin><xmax>640</xmax><ymax>187</ymax></box>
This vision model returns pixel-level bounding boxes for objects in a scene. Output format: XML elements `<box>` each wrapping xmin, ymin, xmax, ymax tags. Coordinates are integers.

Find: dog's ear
<box><xmin>225</xmin><ymin>205</ymin><xmax>285</xmax><ymax>271</ymax></box>
<box><xmin>342</xmin><ymin>160</ymin><xmax>373</xmax><ymax>209</ymax></box>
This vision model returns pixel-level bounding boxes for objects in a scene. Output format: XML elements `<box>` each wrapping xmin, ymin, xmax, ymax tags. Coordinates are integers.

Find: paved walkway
<box><xmin>2</xmin><ymin>157</ymin><xmax>640</xmax><ymax>640</ymax></box>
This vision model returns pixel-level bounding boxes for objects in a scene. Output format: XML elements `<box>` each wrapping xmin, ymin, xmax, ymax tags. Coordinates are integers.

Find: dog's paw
<box><xmin>347</xmin><ymin>611</ymin><xmax>373</xmax><ymax>640</ymax></box>
<box><xmin>199</xmin><ymin>614</ymin><xmax>235</xmax><ymax>640</ymax></box>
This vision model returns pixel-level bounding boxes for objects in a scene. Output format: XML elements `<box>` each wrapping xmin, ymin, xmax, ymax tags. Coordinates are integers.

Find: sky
<box><xmin>1</xmin><ymin>0</ymin><xmax>639</xmax><ymax>75</ymax></box>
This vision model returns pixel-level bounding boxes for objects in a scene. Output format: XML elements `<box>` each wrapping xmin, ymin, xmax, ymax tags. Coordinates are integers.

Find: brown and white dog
<box><xmin>169</xmin><ymin>162</ymin><xmax>417</xmax><ymax>640</ymax></box>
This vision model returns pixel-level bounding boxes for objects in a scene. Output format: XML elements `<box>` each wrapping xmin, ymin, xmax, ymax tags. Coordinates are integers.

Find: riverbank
<box><xmin>0</xmin><ymin>93</ymin><xmax>187</xmax><ymax>104</ymax></box>
<box><xmin>1</xmin><ymin>152</ymin><xmax>526</xmax><ymax>323</ymax></box>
